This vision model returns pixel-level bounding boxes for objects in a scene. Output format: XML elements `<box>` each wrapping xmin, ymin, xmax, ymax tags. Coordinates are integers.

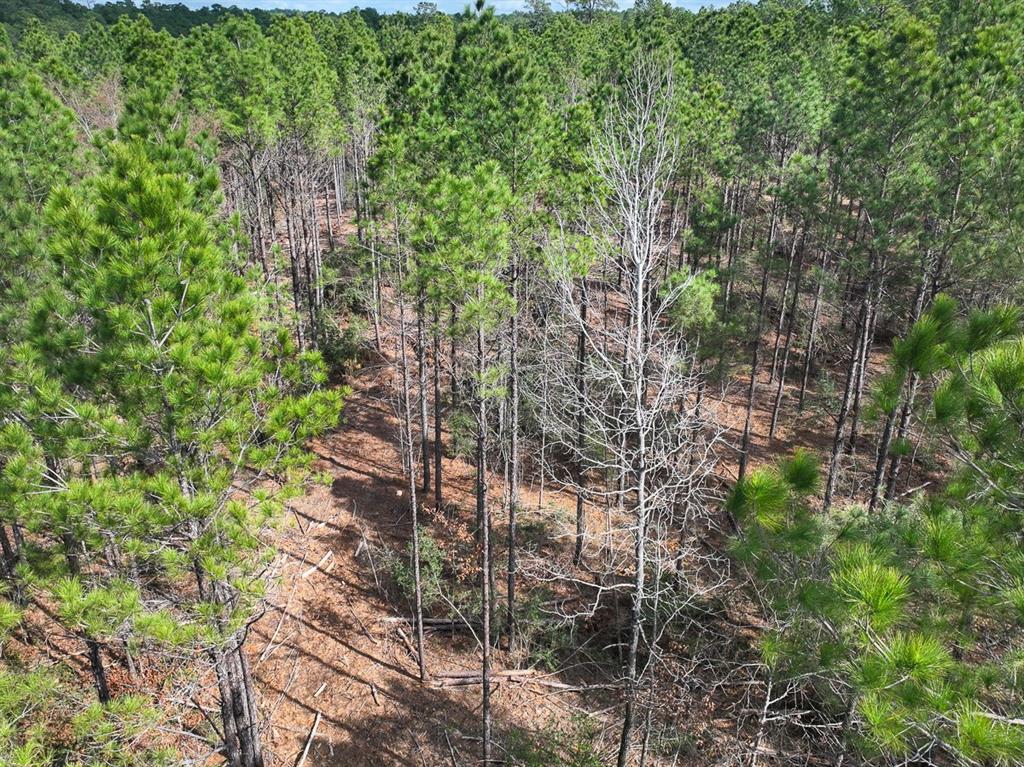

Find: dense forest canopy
<box><xmin>1</xmin><ymin>0</ymin><xmax>1024</xmax><ymax>766</ymax></box>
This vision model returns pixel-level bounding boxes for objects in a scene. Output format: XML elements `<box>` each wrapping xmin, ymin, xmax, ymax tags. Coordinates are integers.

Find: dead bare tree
<box><xmin>528</xmin><ymin>54</ymin><xmax>725</xmax><ymax>767</ymax></box>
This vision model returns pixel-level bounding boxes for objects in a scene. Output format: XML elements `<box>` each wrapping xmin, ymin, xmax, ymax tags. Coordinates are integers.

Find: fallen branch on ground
<box><xmin>295</xmin><ymin>711</ymin><xmax>321</xmax><ymax>767</ymax></box>
<box><xmin>429</xmin><ymin>669</ymin><xmax>585</xmax><ymax>691</ymax></box>
<box><xmin>301</xmin><ymin>550</ymin><xmax>333</xmax><ymax>579</ymax></box>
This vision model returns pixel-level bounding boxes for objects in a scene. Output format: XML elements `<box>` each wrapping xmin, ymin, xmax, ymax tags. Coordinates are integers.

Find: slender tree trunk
<box><xmin>370</xmin><ymin>237</ymin><xmax>382</xmax><ymax>353</ymax></box>
<box><xmin>824</xmin><ymin>282</ymin><xmax>870</xmax><ymax>511</ymax></box>
<box><xmin>296</xmin><ymin>168</ymin><xmax>319</xmax><ymax>349</ymax></box>
<box><xmin>307</xmin><ymin>171</ymin><xmax>324</xmax><ymax>313</ymax></box>
<box><xmin>86</xmin><ymin>638</ymin><xmax>111</xmax><ymax>704</ymax></box>
<box><xmin>417</xmin><ymin>294</ymin><xmax>430</xmax><ymax>494</ymax></box>
<box><xmin>768</xmin><ymin>225</ymin><xmax>807</xmax><ymax>440</ymax></box>
<box><xmin>284</xmin><ymin>181</ymin><xmax>306</xmax><ymax>352</ymax></box>
<box><xmin>677</xmin><ymin>152</ymin><xmax>696</xmax><ymax>267</ymax></box>
<box><xmin>334</xmin><ymin>156</ymin><xmax>345</xmax><ymax>220</ymax></box>
<box><xmin>397</xmin><ymin>252</ymin><xmax>428</xmax><ymax>683</ymax></box>
<box><xmin>506</xmin><ymin>261</ymin><xmax>520</xmax><ymax>639</ymax></box>
<box><xmin>196</xmin><ymin>557</ymin><xmax>265</xmax><ymax>767</ymax></box>
<box><xmin>798</xmin><ymin>246</ymin><xmax>828</xmax><ymax>411</ymax></box>
<box><xmin>767</xmin><ymin>228</ymin><xmax>797</xmax><ymax>385</ymax></box>
<box><xmin>247</xmin><ymin>152</ymin><xmax>269</xmax><ymax>280</ymax></box>
<box><xmin>884</xmin><ymin>376</ymin><xmax>918</xmax><ymax>502</ymax></box>
<box><xmin>476</xmin><ymin>316</ymin><xmax>493</xmax><ymax>766</ymax></box>
<box><xmin>433</xmin><ymin>316</ymin><xmax>443</xmax><ymax>511</ymax></box>
<box><xmin>616</xmin><ymin>457</ymin><xmax>648</xmax><ymax>767</ymax></box>
<box><xmin>573</xmin><ymin>279</ymin><xmax>588</xmax><ymax>566</ymax></box>
<box><xmin>875</xmin><ymin>254</ymin><xmax>931</xmax><ymax>506</ymax></box>
<box><xmin>869</xmin><ymin>383</ymin><xmax>902</xmax><ymax>512</ymax></box>
<box><xmin>324</xmin><ymin>183</ymin><xmax>335</xmax><ymax>252</ymax></box>
<box><xmin>749</xmin><ymin>676</ymin><xmax>774</xmax><ymax>767</ymax></box>
<box><xmin>722</xmin><ymin>181</ymin><xmax>747</xmax><ymax>315</ymax></box>
<box><xmin>229</xmin><ymin>640</ymin><xmax>263</xmax><ymax>767</ymax></box>
<box><xmin>846</xmin><ymin>292</ymin><xmax>876</xmax><ymax>454</ymax></box>
<box><xmin>737</xmin><ymin>221</ymin><xmax>776</xmax><ymax>481</ymax></box>
<box><xmin>833</xmin><ymin>695</ymin><xmax>858</xmax><ymax>767</ymax></box>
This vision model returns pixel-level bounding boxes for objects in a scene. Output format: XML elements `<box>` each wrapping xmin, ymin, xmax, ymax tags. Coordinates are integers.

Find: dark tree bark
<box><xmin>737</xmin><ymin>235</ymin><xmax>776</xmax><ymax>481</ymax></box>
<box><xmin>397</xmin><ymin>257</ymin><xmax>428</xmax><ymax>683</ymax></box>
<box><xmin>86</xmin><ymin>637</ymin><xmax>110</xmax><ymax>704</ymax></box>
<box><xmin>824</xmin><ymin>278</ymin><xmax>871</xmax><ymax>511</ymax></box>
<box><xmin>433</xmin><ymin>317</ymin><xmax>443</xmax><ymax>511</ymax></box>
<box><xmin>768</xmin><ymin>225</ymin><xmax>808</xmax><ymax>440</ymax></box>
<box><xmin>768</xmin><ymin>224</ymin><xmax>801</xmax><ymax>385</ymax></box>
<box><xmin>798</xmin><ymin>246</ymin><xmax>829</xmax><ymax>412</ymax></box>
<box><xmin>417</xmin><ymin>294</ymin><xmax>431</xmax><ymax>495</ymax></box>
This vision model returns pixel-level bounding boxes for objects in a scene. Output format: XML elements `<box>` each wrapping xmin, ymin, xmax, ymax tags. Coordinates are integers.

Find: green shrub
<box><xmin>318</xmin><ymin>313</ymin><xmax>369</xmax><ymax>377</ymax></box>
<box><xmin>385</xmin><ymin>529</ymin><xmax>444</xmax><ymax>610</ymax></box>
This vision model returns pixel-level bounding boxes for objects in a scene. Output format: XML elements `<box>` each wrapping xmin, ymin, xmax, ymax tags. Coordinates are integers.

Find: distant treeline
<box><xmin>0</xmin><ymin>0</ymin><xmax>386</xmax><ymax>40</ymax></box>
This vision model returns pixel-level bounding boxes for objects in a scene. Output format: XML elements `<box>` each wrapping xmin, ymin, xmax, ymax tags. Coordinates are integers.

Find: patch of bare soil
<box><xmin>251</xmin><ymin>360</ymin><xmax>621</xmax><ymax>766</ymax></box>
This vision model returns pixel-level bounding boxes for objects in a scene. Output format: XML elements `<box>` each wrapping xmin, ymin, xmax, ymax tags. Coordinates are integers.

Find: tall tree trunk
<box><xmin>417</xmin><ymin>295</ymin><xmax>430</xmax><ymax>494</ymax></box>
<box><xmin>768</xmin><ymin>225</ymin><xmax>808</xmax><ymax>440</ymax></box>
<box><xmin>574</xmin><ymin>279</ymin><xmax>589</xmax><ymax>566</ymax></box>
<box><xmin>324</xmin><ymin>183</ymin><xmax>335</xmax><ymax>252</ymax></box>
<box><xmin>722</xmin><ymin>180</ymin><xmax>747</xmax><ymax>316</ymax></box>
<box><xmin>334</xmin><ymin>156</ymin><xmax>345</xmax><ymax>220</ymax></box>
<box><xmin>846</xmin><ymin>287</ymin><xmax>877</xmax><ymax>454</ymax></box>
<box><xmin>883</xmin><ymin>375</ymin><xmax>919</xmax><ymax>501</ymax></box>
<box><xmin>737</xmin><ymin>206</ymin><xmax>777</xmax><ymax>482</ymax></box>
<box><xmin>247</xmin><ymin>152</ymin><xmax>269</xmax><ymax>280</ymax></box>
<box><xmin>616</xmin><ymin>456</ymin><xmax>648</xmax><ymax>767</ymax></box>
<box><xmin>284</xmin><ymin>179</ymin><xmax>306</xmax><ymax>352</ymax></box>
<box><xmin>824</xmin><ymin>280</ymin><xmax>871</xmax><ymax>511</ymax></box>
<box><xmin>872</xmin><ymin>254</ymin><xmax>932</xmax><ymax>508</ymax></box>
<box><xmin>433</xmin><ymin>316</ymin><xmax>443</xmax><ymax>511</ymax></box>
<box><xmin>506</xmin><ymin>260</ymin><xmax>520</xmax><ymax>639</ymax></box>
<box><xmin>869</xmin><ymin>384</ymin><xmax>902</xmax><ymax>513</ymax></box>
<box><xmin>476</xmin><ymin>316</ymin><xmax>493</xmax><ymax>766</ymax></box>
<box><xmin>370</xmin><ymin>237</ymin><xmax>382</xmax><ymax>353</ymax></box>
<box><xmin>295</xmin><ymin>167</ymin><xmax>319</xmax><ymax>349</ymax></box>
<box><xmin>798</xmin><ymin>246</ymin><xmax>828</xmax><ymax>411</ymax></box>
<box><xmin>397</xmin><ymin>252</ymin><xmax>428</xmax><ymax>683</ymax></box>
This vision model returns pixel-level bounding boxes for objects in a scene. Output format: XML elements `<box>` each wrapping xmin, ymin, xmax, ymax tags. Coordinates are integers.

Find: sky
<box><xmin>148</xmin><ymin>0</ymin><xmax>734</xmax><ymax>15</ymax></box>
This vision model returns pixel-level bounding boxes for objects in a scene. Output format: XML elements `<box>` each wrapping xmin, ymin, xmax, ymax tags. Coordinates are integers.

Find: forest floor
<box><xmin>247</xmin><ymin>205</ymin><xmax>933</xmax><ymax>766</ymax></box>
<box><xmin>251</xmin><ymin>359</ymin><xmax>616</xmax><ymax>767</ymax></box>
<box><xmin>248</xmin><ymin>345</ymin><xmax>903</xmax><ymax>767</ymax></box>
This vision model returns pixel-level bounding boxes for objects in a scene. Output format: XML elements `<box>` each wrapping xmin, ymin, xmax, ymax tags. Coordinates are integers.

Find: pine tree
<box><xmin>416</xmin><ymin>161</ymin><xmax>513</xmax><ymax>765</ymax></box>
<box><xmin>33</xmin><ymin>84</ymin><xmax>342</xmax><ymax>767</ymax></box>
<box><xmin>181</xmin><ymin>14</ymin><xmax>282</xmax><ymax>279</ymax></box>
<box><xmin>734</xmin><ymin>292</ymin><xmax>1024</xmax><ymax>766</ymax></box>
<box><xmin>268</xmin><ymin>15</ymin><xmax>340</xmax><ymax>350</ymax></box>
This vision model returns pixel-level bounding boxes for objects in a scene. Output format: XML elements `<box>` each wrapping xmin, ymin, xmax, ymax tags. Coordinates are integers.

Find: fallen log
<box><xmin>382</xmin><ymin>616</ymin><xmax>478</xmax><ymax>632</ymax></box>
<box><xmin>430</xmin><ymin>669</ymin><xmax>582</xmax><ymax>691</ymax></box>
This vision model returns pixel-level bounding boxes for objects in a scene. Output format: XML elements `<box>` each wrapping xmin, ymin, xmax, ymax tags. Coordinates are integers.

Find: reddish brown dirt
<box><xmin>250</xmin><ymin>361</ymin><xmax>618</xmax><ymax>767</ymax></box>
<box><xmin>247</xmin><ymin>262</ymin><xmax>931</xmax><ymax>767</ymax></box>
<box><xmin>243</xmin><ymin>194</ymin><xmax>938</xmax><ymax>765</ymax></box>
